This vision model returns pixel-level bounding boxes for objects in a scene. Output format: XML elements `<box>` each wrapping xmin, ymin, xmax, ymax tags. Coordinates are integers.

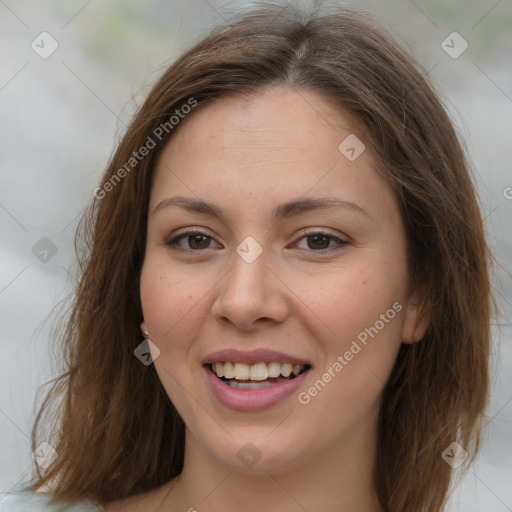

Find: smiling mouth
<box><xmin>208</xmin><ymin>361</ymin><xmax>311</xmax><ymax>390</ymax></box>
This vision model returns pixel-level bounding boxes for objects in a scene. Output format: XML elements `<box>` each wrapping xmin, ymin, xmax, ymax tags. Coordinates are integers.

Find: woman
<box><xmin>1</xmin><ymin>3</ymin><xmax>492</xmax><ymax>511</ymax></box>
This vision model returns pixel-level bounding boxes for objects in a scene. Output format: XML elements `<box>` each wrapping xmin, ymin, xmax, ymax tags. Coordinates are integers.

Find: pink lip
<box><xmin>203</xmin><ymin>365</ymin><xmax>311</xmax><ymax>412</ymax></box>
<box><xmin>202</xmin><ymin>348</ymin><xmax>310</xmax><ymax>366</ymax></box>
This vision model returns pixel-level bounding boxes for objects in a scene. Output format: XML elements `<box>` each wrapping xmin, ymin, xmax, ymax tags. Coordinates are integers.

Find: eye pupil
<box><xmin>189</xmin><ymin>235</ymin><xmax>209</xmax><ymax>249</ymax></box>
<box><xmin>308</xmin><ymin>235</ymin><xmax>330</xmax><ymax>249</ymax></box>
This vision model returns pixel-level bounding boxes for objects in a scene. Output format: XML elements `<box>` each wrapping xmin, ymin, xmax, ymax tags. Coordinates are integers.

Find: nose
<box><xmin>211</xmin><ymin>248</ymin><xmax>289</xmax><ymax>332</ymax></box>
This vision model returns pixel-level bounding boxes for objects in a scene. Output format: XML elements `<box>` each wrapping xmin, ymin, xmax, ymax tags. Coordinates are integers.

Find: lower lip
<box><xmin>203</xmin><ymin>366</ymin><xmax>310</xmax><ymax>412</ymax></box>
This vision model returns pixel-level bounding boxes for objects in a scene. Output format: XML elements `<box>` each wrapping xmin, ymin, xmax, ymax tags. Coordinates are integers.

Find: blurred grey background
<box><xmin>0</xmin><ymin>1</ymin><xmax>511</xmax><ymax>510</ymax></box>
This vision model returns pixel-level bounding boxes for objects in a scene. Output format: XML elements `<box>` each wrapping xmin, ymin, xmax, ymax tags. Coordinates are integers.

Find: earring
<box><xmin>143</xmin><ymin>328</ymin><xmax>149</xmax><ymax>338</ymax></box>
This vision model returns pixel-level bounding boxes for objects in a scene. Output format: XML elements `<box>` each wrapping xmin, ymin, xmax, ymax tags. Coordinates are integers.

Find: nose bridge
<box><xmin>224</xmin><ymin>243</ymin><xmax>269</xmax><ymax>305</ymax></box>
<box><xmin>212</xmin><ymin>238</ymin><xmax>287</xmax><ymax>328</ymax></box>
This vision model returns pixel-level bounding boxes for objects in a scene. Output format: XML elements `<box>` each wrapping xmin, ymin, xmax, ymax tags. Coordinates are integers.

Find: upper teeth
<box><xmin>212</xmin><ymin>362</ymin><xmax>305</xmax><ymax>380</ymax></box>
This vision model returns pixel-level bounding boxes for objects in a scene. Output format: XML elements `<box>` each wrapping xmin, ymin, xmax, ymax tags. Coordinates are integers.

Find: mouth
<box><xmin>202</xmin><ymin>348</ymin><xmax>312</xmax><ymax>411</ymax></box>
<box><xmin>207</xmin><ymin>361</ymin><xmax>311</xmax><ymax>390</ymax></box>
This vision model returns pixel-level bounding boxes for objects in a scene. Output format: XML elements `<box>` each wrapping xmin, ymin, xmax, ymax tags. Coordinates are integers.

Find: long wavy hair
<box><xmin>28</xmin><ymin>4</ymin><xmax>492</xmax><ymax>511</ymax></box>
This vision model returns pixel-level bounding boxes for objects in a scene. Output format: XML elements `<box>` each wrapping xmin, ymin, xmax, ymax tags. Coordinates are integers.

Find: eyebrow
<box><xmin>153</xmin><ymin>195</ymin><xmax>369</xmax><ymax>219</ymax></box>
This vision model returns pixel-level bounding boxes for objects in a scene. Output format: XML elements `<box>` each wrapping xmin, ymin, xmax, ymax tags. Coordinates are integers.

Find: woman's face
<box><xmin>140</xmin><ymin>86</ymin><xmax>426</xmax><ymax>474</ymax></box>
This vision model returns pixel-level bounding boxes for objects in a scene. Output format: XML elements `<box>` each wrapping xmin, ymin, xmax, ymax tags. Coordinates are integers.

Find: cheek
<box><xmin>295</xmin><ymin>254</ymin><xmax>408</xmax><ymax>412</ymax></box>
<box><xmin>297</xmin><ymin>256</ymin><xmax>407</xmax><ymax>345</ymax></box>
<box><xmin>139</xmin><ymin>255</ymin><xmax>223</xmax><ymax>380</ymax></box>
<box><xmin>140</xmin><ymin>260</ymin><xmax>211</xmax><ymax>343</ymax></box>
<box><xmin>296</xmin><ymin>274</ymin><xmax>405</xmax><ymax>437</ymax></box>
<box><xmin>139</xmin><ymin>261</ymin><xmax>210</xmax><ymax>415</ymax></box>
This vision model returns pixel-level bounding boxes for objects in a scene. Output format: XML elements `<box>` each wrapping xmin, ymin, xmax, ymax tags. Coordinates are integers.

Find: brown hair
<box><xmin>28</xmin><ymin>3</ymin><xmax>492</xmax><ymax>511</ymax></box>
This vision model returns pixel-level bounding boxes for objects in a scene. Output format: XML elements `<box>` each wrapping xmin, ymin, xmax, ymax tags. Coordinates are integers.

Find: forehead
<box><xmin>164</xmin><ymin>86</ymin><xmax>361</xmax><ymax>155</ymax></box>
<box><xmin>149</xmin><ymin>85</ymin><xmax>395</xmax><ymax>223</ymax></box>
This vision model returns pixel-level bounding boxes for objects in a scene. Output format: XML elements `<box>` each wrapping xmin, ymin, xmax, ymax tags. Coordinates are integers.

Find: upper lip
<box><xmin>202</xmin><ymin>348</ymin><xmax>311</xmax><ymax>367</ymax></box>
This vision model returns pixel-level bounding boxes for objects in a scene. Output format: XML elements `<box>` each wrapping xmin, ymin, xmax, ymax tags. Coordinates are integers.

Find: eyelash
<box><xmin>165</xmin><ymin>228</ymin><xmax>348</xmax><ymax>253</ymax></box>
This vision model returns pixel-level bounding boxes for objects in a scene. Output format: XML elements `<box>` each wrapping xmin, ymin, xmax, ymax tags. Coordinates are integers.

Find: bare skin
<box><xmin>104</xmin><ymin>86</ymin><xmax>428</xmax><ymax>512</ymax></box>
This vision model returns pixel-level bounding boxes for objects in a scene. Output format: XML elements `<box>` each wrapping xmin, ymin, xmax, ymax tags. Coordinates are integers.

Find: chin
<box><xmin>197</xmin><ymin>429</ymin><xmax>311</xmax><ymax>475</ymax></box>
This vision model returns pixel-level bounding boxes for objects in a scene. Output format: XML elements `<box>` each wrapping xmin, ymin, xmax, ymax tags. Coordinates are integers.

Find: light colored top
<box><xmin>0</xmin><ymin>491</ymin><xmax>105</xmax><ymax>511</ymax></box>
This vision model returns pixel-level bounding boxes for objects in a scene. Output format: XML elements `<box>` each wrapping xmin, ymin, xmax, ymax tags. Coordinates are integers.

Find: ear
<box><xmin>140</xmin><ymin>321</ymin><xmax>149</xmax><ymax>338</ymax></box>
<box><xmin>401</xmin><ymin>291</ymin><xmax>430</xmax><ymax>344</ymax></box>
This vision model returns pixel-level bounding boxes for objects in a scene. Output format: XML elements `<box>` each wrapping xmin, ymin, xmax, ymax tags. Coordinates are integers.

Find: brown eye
<box><xmin>306</xmin><ymin>234</ymin><xmax>331</xmax><ymax>250</ymax></box>
<box><xmin>293</xmin><ymin>231</ymin><xmax>348</xmax><ymax>252</ymax></box>
<box><xmin>186</xmin><ymin>234</ymin><xmax>212</xmax><ymax>250</ymax></box>
<box><xmin>166</xmin><ymin>231</ymin><xmax>220</xmax><ymax>251</ymax></box>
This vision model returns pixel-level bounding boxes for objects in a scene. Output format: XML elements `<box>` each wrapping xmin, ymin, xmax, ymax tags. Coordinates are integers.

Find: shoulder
<box><xmin>0</xmin><ymin>491</ymin><xmax>103</xmax><ymax>512</ymax></box>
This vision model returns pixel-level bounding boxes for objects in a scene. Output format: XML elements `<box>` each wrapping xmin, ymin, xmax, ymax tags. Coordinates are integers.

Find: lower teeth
<box><xmin>224</xmin><ymin>376</ymin><xmax>292</xmax><ymax>390</ymax></box>
<box><xmin>227</xmin><ymin>380</ymin><xmax>273</xmax><ymax>390</ymax></box>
